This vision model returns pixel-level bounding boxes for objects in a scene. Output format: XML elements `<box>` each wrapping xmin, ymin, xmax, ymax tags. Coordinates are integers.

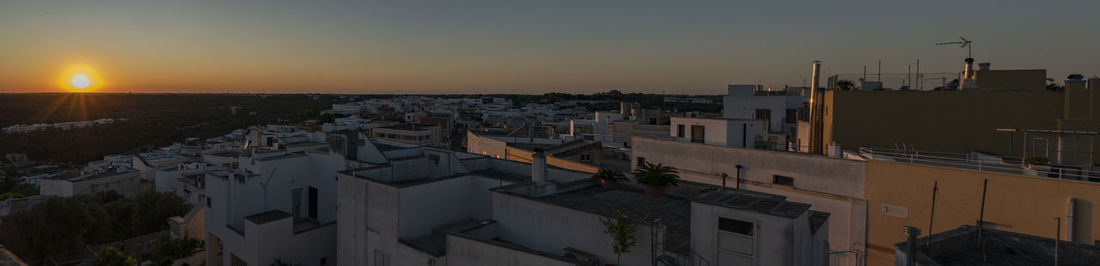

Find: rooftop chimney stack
<box><xmin>532</xmin><ymin>148</ymin><xmax>547</xmax><ymax>183</ymax></box>
<box><xmin>978</xmin><ymin>62</ymin><xmax>990</xmax><ymax>71</ymax></box>
<box><xmin>808</xmin><ymin>60</ymin><xmax>824</xmax><ymax>154</ymax></box>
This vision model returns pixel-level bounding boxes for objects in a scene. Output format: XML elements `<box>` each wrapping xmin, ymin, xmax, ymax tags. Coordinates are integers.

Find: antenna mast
<box><xmin>936</xmin><ymin>37</ymin><xmax>973</xmax><ymax>58</ymax></box>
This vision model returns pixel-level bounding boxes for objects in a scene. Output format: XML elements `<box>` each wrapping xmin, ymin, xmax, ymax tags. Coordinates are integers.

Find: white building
<box><xmin>723</xmin><ymin>85</ymin><xmax>809</xmax><ymax>150</ymax></box>
<box><xmin>669</xmin><ymin>116</ymin><xmax>768</xmax><ymax>149</ymax></box>
<box><xmin>205</xmin><ymin>149</ymin><xmax>344</xmax><ymax>266</ymax></box>
<box><xmin>631</xmin><ymin>136</ymin><xmax>867</xmax><ymax>266</ymax></box>
<box><xmin>337</xmin><ymin>148</ymin><xmax>829</xmax><ymax>266</ymax></box>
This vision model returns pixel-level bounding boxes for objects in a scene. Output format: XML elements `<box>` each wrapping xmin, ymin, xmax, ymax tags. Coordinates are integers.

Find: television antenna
<box><xmin>936</xmin><ymin>37</ymin><xmax>972</xmax><ymax>58</ymax></box>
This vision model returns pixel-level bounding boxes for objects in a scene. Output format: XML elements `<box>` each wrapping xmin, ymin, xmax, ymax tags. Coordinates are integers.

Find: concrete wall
<box><xmin>691</xmin><ymin>202</ymin><xmax>804</xmax><ymax>266</ymax></box>
<box><xmin>974</xmin><ymin>69</ymin><xmax>1046</xmax><ymax>90</ymax></box>
<box><xmin>38</xmin><ymin>178</ymin><xmax>74</xmax><ymax>197</ymax></box>
<box><xmin>822</xmin><ymin>90</ymin><xmax>1066</xmax><ymax>155</ymax></box>
<box><xmin>244</xmin><ymin>216</ymin><xmax>337</xmax><ymax>266</ymax></box>
<box><xmin>612</xmin><ymin>122</ymin><xmax>669</xmax><ymax>147</ymax></box>
<box><xmin>632</xmin><ymin>137</ymin><xmax>866</xmax><ymax>266</ymax></box>
<box><xmin>445</xmin><ymin>234</ymin><xmax>575</xmax><ymax>266</ymax></box>
<box><xmin>467</xmin><ymin>131</ymin><xmax>509</xmax><ymax>158</ymax></box>
<box><xmin>491</xmin><ymin>191</ymin><xmax>658</xmax><ymax>266</ymax></box>
<box><xmin>397</xmin><ymin>176</ymin><xmax>478</xmax><ymax>239</ymax></box>
<box><xmin>864</xmin><ymin>160</ymin><xmax>1100</xmax><ymax>266</ymax></box>
<box><xmin>670</xmin><ymin>117</ymin><xmax>765</xmax><ymax>148</ymax></box>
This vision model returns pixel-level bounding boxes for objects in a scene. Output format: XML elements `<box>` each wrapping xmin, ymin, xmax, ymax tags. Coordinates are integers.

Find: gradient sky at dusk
<box><xmin>1</xmin><ymin>0</ymin><xmax>1098</xmax><ymax>94</ymax></box>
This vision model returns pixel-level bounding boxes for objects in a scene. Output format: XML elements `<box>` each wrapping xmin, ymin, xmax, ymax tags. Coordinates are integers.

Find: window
<box><xmin>718</xmin><ymin>217</ymin><xmax>754</xmax><ymax>236</ymax></box>
<box><xmin>636</xmin><ymin>157</ymin><xmax>646</xmax><ymax>167</ymax></box>
<box><xmin>785</xmin><ymin>109</ymin><xmax>797</xmax><ymax>123</ymax></box>
<box><xmin>206</xmin><ymin>197</ymin><xmax>212</xmax><ymax>208</ymax></box>
<box><xmin>676</xmin><ymin>124</ymin><xmax>685</xmax><ymax>138</ymax></box>
<box><xmin>772</xmin><ymin>175</ymin><xmax>794</xmax><ymax>186</ymax></box>
<box><xmin>320</xmin><ymin>257</ymin><xmax>327</xmax><ymax>265</ymax></box>
<box><xmin>580</xmin><ymin>153</ymin><xmax>592</xmax><ymax>162</ymax></box>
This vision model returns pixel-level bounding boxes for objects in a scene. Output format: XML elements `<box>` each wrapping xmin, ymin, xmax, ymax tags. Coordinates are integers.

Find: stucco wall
<box><xmin>445</xmin><ymin>234</ymin><xmax>575</xmax><ymax>266</ymax></box>
<box><xmin>824</xmin><ymin>90</ymin><xmax>1065</xmax><ymax>154</ymax></box>
<box><xmin>864</xmin><ymin>160</ymin><xmax>1100</xmax><ymax>266</ymax></box>
<box><xmin>632</xmin><ymin>137</ymin><xmax>866</xmax><ymax>266</ymax></box>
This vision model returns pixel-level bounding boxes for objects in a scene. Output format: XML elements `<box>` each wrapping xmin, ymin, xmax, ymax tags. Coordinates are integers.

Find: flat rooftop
<box><xmin>378</xmin><ymin>124</ymin><xmax>438</xmax><ymax>131</ymax></box>
<box><xmin>497</xmin><ymin>180</ymin><xmax>818</xmax><ymax>256</ymax></box>
<box><xmin>897</xmin><ymin>225</ymin><xmax>1100</xmax><ymax>266</ymax></box>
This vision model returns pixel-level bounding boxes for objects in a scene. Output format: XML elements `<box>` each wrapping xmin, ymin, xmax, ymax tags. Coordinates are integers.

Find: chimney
<box><xmin>531</xmin><ymin>148</ymin><xmax>547</xmax><ymax>183</ymax></box>
<box><xmin>978</xmin><ymin>62</ymin><xmax>990</xmax><ymax>71</ymax></box>
<box><xmin>963</xmin><ymin>58</ymin><xmax>975</xmax><ymax>79</ymax></box>
<box><xmin>808</xmin><ymin>60</ymin><xmax>824</xmax><ymax>154</ymax></box>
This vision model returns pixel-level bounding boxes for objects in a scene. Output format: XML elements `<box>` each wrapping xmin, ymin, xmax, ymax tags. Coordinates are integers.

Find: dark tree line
<box><xmin>0</xmin><ymin>190</ymin><xmax>189</xmax><ymax>263</ymax></box>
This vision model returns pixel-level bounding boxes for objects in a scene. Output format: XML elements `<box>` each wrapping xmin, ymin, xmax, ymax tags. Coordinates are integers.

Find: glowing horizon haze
<box><xmin>1</xmin><ymin>0</ymin><xmax>1098</xmax><ymax>94</ymax></box>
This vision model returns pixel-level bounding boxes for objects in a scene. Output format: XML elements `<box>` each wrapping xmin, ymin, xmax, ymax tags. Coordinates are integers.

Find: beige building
<box><xmin>863</xmin><ymin>159</ymin><xmax>1100</xmax><ymax>266</ymax></box>
<box><xmin>466</xmin><ymin>131</ymin><xmax>600</xmax><ymax>173</ymax></box>
<box><xmin>799</xmin><ymin>60</ymin><xmax>1100</xmax><ymax>163</ymax></box>
<box><xmin>371</xmin><ymin>124</ymin><xmax>442</xmax><ymax>147</ymax></box>
<box><xmin>632</xmin><ymin>135</ymin><xmax>1100</xmax><ymax>266</ymax></box>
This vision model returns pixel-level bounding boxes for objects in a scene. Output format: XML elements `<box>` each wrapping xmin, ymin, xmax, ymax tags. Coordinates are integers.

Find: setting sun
<box><xmin>58</xmin><ymin>64</ymin><xmax>103</xmax><ymax>92</ymax></box>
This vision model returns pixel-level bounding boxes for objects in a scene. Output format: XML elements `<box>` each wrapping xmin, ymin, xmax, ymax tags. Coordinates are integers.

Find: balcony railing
<box><xmin>858</xmin><ymin>147</ymin><xmax>1100</xmax><ymax>183</ymax></box>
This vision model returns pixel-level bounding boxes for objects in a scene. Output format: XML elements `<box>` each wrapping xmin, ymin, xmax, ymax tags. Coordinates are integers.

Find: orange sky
<box><xmin>2</xmin><ymin>1</ymin><xmax>1098</xmax><ymax>94</ymax></box>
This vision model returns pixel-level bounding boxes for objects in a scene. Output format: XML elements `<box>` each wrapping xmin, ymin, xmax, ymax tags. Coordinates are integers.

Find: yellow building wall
<box><xmin>974</xmin><ymin>69</ymin><xmax>1046</xmax><ymax>90</ymax></box>
<box><xmin>824</xmin><ymin>90</ymin><xmax>1064</xmax><ymax>155</ymax></box>
<box><xmin>864</xmin><ymin>160</ymin><xmax>1100</xmax><ymax>266</ymax></box>
<box><xmin>505</xmin><ymin>147</ymin><xmax>598</xmax><ymax>174</ymax></box>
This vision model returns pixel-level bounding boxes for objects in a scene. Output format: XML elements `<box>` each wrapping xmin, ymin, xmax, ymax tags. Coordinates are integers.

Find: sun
<box><xmin>58</xmin><ymin>64</ymin><xmax>103</xmax><ymax>92</ymax></box>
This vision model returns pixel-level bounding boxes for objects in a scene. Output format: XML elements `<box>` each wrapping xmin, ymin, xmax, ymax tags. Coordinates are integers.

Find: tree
<box><xmin>131</xmin><ymin>191</ymin><xmax>189</xmax><ymax>234</ymax></box>
<box><xmin>600</xmin><ymin>210</ymin><xmax>638</xmax><ymax>266</ymax></box>
<box><xmin>147</xmin><ymin>234</ymin><xmax>201</xmax><ymax>266</ymax></box>
<box><xmin>94</xmin><ymin>246</ymin><xmax>138</xmax><ymax>266</ymax></box>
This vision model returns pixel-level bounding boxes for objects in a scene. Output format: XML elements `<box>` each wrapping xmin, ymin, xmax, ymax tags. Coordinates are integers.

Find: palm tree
<box><xmin>632</xmin><ymin>162</ymin><xmax>680</xmax><ymax>196</ymax></box>
<box><xmin>592</xmin><ymin>168</ymin><xmax>626</xmax><ymax>189</ymax></box>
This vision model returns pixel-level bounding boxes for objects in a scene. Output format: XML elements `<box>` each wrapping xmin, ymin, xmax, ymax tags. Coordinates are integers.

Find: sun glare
<box><xmin>58</xmin><ymin>64</ymin><xmax>102</xmax><ymax>92</ymax></box>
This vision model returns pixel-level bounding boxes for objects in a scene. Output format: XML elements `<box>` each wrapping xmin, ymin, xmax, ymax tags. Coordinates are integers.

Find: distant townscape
<box><xmin>2</xmin><ymin>58</ymin><xmax>1100</xmax><ymax>266</ymax></box>
<box><xmin>1</xmin><ymin>118</ymin><xmax>127</xmax><ymax>134</ymax></box>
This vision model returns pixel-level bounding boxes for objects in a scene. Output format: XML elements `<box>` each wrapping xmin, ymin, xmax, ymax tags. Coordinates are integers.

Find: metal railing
<box><xmin>859</xmin><ymin>147</ymin><xmax>1100</xmax><ymax>183</ymax></box>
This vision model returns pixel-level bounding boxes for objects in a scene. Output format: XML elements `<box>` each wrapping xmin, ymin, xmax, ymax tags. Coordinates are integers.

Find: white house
<box><xmin>337</xmin><ymin>148</ymin><xmax>829</xmax><ymax>266</ymax></box>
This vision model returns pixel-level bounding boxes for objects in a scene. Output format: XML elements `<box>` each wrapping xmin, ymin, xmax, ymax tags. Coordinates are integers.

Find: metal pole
<box><xmin>735</xmin><ymin>165</ymin><xmax>743</xmax><ymax>190</ymax></box>
<box><xmin>721</xmin><ymin>173</ymin><xmax>728</xmax><ymax>192</ymax></box>
<box><xmin>878</xmin><ymin>60</ymin><xmax>882</xmax><ymax>82</ymax></box>
<box><xmin>977</xmin><ymin>179</ymin><xmax>989</xmax><ymax>247</ymax></box>
<box><xmin>916</xmin><ymin>59</ymin><xmax>921</xmax><ymax>90</ymax></box>
<box><xmin>927</xmin><ymin>180</ymin><xmax>939</xmax><ymax>251</ymax></box>
<box><xmin>1056</xmin><ymin>217</ymin><xmax>1061</xmax><ymax>266</ymax></box>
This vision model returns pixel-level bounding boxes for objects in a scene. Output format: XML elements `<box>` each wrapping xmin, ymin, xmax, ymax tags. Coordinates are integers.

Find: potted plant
<box><xmin>592</xmin><ymin>168</ymin><xmax>626</xmax><ymax>189</ymax></box>
<box><xmin>633</xmin><ymin>162</ymin><xmax>680</xmax><ymax>196</ymax></box>
<box><xmin>599</xmin><ymin>210</ymin><xmax>637</xmax><ymax>266</ymax></box>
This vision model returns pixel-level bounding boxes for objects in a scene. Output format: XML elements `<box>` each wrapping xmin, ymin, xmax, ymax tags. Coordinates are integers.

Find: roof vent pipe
<box><xmin>532</xmin><ymin>148</ymin><xmax>547</xmax><ymax>183</ymax></box>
